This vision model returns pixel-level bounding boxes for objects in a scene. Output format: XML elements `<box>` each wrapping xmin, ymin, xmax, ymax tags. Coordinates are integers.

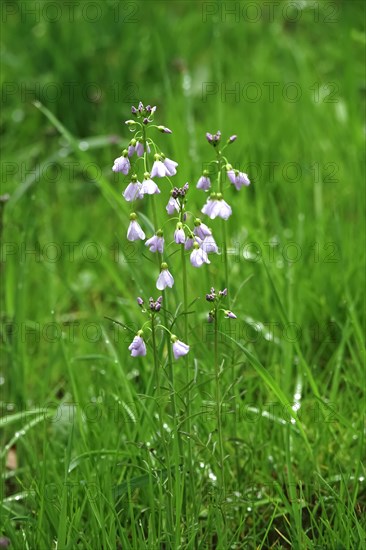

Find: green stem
<box><xmin>214</xmin><ymin>310</ymin><xmax>227</xmax><ymax>542</ymax></box>
<box><xmin>151</xmin><ymin>314</ymin><xmax>174</xmax><ymax>540</ymax></box>
<box><xmin>217</xmin><ymin>152</ymin><xmax>230</xmax><ymax>305</ymax></box>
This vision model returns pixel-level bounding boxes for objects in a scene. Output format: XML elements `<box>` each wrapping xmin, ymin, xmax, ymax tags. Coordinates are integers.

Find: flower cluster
<box><xmin>128</xmin><ymin>295</ymin><xmax>189</xmax><ymax>360</ymax></box>
<box><xmin>205</xmin><ymin>287</ymin><xmax>237</xmax><ymax>323</ymax></box>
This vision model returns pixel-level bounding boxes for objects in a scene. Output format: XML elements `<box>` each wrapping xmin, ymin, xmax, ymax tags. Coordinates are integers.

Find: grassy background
<box><xmin>1</xmin><ymin>0</ymin><xmax>365</xmax><ymax>548</ymax></box>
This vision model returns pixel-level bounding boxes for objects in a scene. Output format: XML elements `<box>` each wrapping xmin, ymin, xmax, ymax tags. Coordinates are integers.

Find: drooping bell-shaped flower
<box><xmin>171</xmin><ymin>334</ymin><xmax>189</xmax><ymax>359</ymax></box>
<box><xmin>190</xmin><ymin>242</ymin><xmax>210</xmax><ymax>268</ymax></box>
<box><xmin>123</xmin><ymin>175</ymin><xmax>143</xmax><ymax>201</ymax></box>
<box><xmin>156</xmin><ymin>262</ymin><xmax>174</xmax><ymax>290</ymax></box>
<box><xmin>174</xmin><ymin>222</ymin><xmax>185</xmax><ymax>244</ymax></box>
<box><xmin>226</xmin><ymin>164</ymin><xmax>250</xmax><ymax>190</ymax></box>
<box><xmin>151</xmin><ymin>154</ymin><xmax>169</xmax><ymax>178</ymax></box>
<box><xmin>112</xmin><ymin>150</ymin><xmax>130</xmax><ymax>174</ymax></box>
<box><xmin>193</xmin><ymin>218</ymin><xmax>212</xmax><ymax>240</ymax></box>
<box><xmin>145</xmin><ymin>230</ymin><xmax>164</xmax><ymax>253</ymax></box>
<box><xmin>196</xmin><ymin>170</ymin><xmax>211</xmax><ymax>191</ymax></box>
<box><xmin>141</xmin><ymin>172</ymin><xmax>160</xmax><ymax>195</ymax></box>
<box><xmin>162</xmin><ymin>155</ymin><xmax>178</xmax><ymax>176</ymax></box>
<box><xmin>127</xmin><ymin>213</ymin><xmax>145</xmax><ymax>241</ymax></box>
<box><xmin>128</xmin><ymin>331</ymin><xmax>147</xmax><ymax>357</ymax></box>
<box><xmin>166</xmin><ymin>195</ymin><xmax>180</xmax><ymax>215</ymax></box>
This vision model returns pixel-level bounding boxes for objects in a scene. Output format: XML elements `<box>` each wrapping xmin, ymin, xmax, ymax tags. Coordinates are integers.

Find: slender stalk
<box><xmin>214</xmin><ymin>310</ymin><xmax>227</xmax><ymax>543</ymax></box>
<box><xmin>217</xmin><ymin>152</ymin><xmax>230</xmax><ymax>306</ymax></box>
<box><xmin>151</xmin><ymin>314</ymin><xmax>174</xmax><ymax>541</ymax></box>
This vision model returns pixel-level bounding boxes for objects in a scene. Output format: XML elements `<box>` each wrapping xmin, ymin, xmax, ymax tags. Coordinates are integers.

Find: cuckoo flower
<box><xmin>145</xmin><ymin>230</ymin><xmax>164</xmax><ymax>253</ymax></box>
<box><xmin>166</xmin><ymin>195</ymin><xmax>180</xmax><ymax>215</ymax></box>
<box><xmin>193</xmin><ymin>218</ymin><xmax>212</xmax><ymax>240</ymax></box>
<box><xmin>123</xmin><ymin>175</ymin><xmax>143</xmax><ymax>201</ymax></box>
<box><xmin>190</xmin><ymin>242</ymin><xmax>210</xmax><ymax>268</ymax></box>
<box><xmin>226</xmin><ymin>165</ymin><xmax>250</xmax><ymax>190</ymax></box>
<box><xmin>201</xmin><ymin>193</ymin><xmax>232</xmax><ymax>220</ymax></box>
<box><xmin>196</xmin><ymin>171</ymin><xmax>211</xmax><ymax>191</ymax></box>
<box><xmin>174</xmin><ymin>223</ymin><xmax>185</xmax><ymax>244</ymax></box>
<box><xmin>127</xmin><ymin>213</ymin><xmax>145</xmax><ymax>241</ymax></box>
<box><xmin>128</xmin><ymin>331</ymin><xmax>147</xmax><ymax>357</ymax></box>
<box><xmin>156</xmin><ymin>263</ymin><xmax>174</xmax><ymax>290</ymax></box>
<box><xmin>151</xmin><ymin>154</ymin><xmax>169</xmax><ymax>178</ymax></box>
<box><xmin>141</xmin><ymin>173</ymin><xmax>160</xmax><ymax>195</ymax></box>
<box><xmin>162</xmin><ymin>155</ymin><xmax>178</xmax><ymax>176</ymax></box>
<box><xmin>171</xmin><ymin>335</ymin><xmax>190</xmax><ymax>359</ymax></box>
<box><xmin>112</xmin><ymin>150</ymin><xmax>130</xmax><ymax>174</ymax></box>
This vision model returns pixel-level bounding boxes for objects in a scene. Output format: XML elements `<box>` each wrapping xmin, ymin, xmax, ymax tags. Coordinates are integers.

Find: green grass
<box><xmin>1</xmin><ymin>0</ymin><xmax>365</xmax><ymax>548</ymax></box>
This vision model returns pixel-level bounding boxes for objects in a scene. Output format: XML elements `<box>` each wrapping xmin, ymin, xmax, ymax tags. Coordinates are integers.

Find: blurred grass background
<box><xmin>1</xmin><ymin>0</ymin><xmax>365</xmax><ymax>548</ymax></box>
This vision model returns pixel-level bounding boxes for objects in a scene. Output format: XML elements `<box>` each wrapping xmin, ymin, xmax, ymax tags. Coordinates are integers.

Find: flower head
<box><xmin>128</xmin><ymin>331</ymin><xmax>147</xmax><ymax>357</ymax></box>
<box><xmin>196</xmin><ymin>172</ymin><xmax>211</xmax><ymax>191</ymax></box>
<box><xmin>224</xmin><ymin>310</ymin><xmax>237</xmax><ymax>319</ymax></box>
<box><xmin>193</xmin><ymin>218</ymin><xmax>212</xmax><ymax>240</ymax></box>
<box><xmin>201</xmin><ymin>235</ymin><xmax>219</xmax><ymax>254</ymax></box>
<box><xmin>145</xmin><ymin>231</ymin><xmax>164</xmax><ymax>253</ymax></box>
<box><xmin>166</xmin><ymin>195</ymin><xmax>180</xmax><ymax>215</ymax></box>
<box><xmin>226</xmin><ymin>166</ymin><xmax>250</xmax><ymax>190</ymax></box>
<box><xmin>112</xmin><ymin>151</ymin><xmax>130</xmax><ymax>174</ymax></box>
<box><xmin>151</xmin><ymin>155</ymin><xmax>169</xmax><ymax>178</ymax></box>
<box><xmin>162</xmin><ymin>156</ymin><xmax>178</xmax><ymax>176</ymax></box>
<box><xmin>135</xmin><ymin>140</ymin><xmax>151</xmax><ymax>157</ymax></box>
<box><xmin>156</xmin><ymin>263</ymin><xmax>174</xmax><ymax>290</ymax></box>
<box><xmin>206</xmin><ymin>130</ymin><xmax>221</xmax><ymax>146</ymax></box>
<box><xmin>127</xmin><ymin>213</ymin><xmax>145</xmax><ymax>241</ymax></box>
<box><xmin>174</xmin><ymin>223</ymin><xmax>185</xmax><ymax>244</ymax></box>
<box><xmin>141</xmin><ymin>173</ymin><xmax>160</xmax><ymax>195</ymax></box>
<box><xmin>171</xmin><ymin>335</ymin><xmax>190</xmax><ymax>359</ymax></box>
<box><xmin>123</xmin><ymin>175</ymin><xmax>143</xmax><ymax>201</ymax></box>
<box><xmin>190</xmin><ymin>242</ymin><xmax>210</xmax><ymax>268</ymax></box>
<box><xmin>201</xmin><ymin>193</ymin><xmax>232</xmax><ymax>220</ymax></box>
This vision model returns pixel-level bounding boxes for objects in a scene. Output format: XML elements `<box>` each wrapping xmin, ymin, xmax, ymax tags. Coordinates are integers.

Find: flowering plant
<box><xmin>111</xmin><ymin>101</ymin><xmax>251</xmax><ymax>543</ymax></box>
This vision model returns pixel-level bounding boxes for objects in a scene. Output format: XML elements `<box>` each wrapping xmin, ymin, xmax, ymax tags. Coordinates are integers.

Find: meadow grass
<box><xmin>1</xmin><ymin>1</ymin><xmax>365</xmax><ymax>548</ymax></box>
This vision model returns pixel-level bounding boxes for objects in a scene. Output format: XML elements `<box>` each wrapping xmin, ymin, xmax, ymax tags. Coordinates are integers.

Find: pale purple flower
<box><xmin>224</xmin><ymin>310</ymin><xmax>237</xmax><ymax>319</ymax></box>
<box><xmin>145</xmin><ymin>233</ymin><xmax>164</xmax><ymax>253</ymax></box>
<box><xmin>228</xmin><ymin>135</ymin><xmax>237</xmax><ymax>143</ymax></box>
<box><xmin>135</xmin><ymin>140</ymin><xmax>151</xmax><ymax>157</ymax></box>
<box><xmin>190</xmin><ymin>244</ymin><xmax>210</xmax><ymax>267</ymax></box>
<box><xmin>141</xmin><ymin>176</ymin><xmax>160</xmax><ymax>195</ymax></box>
<box><xmin>128</xmin><ymin>334</ymin><xmax>147</xmax><ymax>357</ymax></box>
<box><xmin>112</xmin><ymin>153</ymin><xmax>130</xmax><ymax>174</ymax></box>
<box><xmin>171</xmin><ymin>337</ymin><xmax>190</xmax><ymax>359</ymax></box>
<box><xmin>185</xmin><ymin>235</ymin><xmax>201</xmax><ymax>250</ymax></box>
<box><xmin>156</xmin><ymin>264</ymin><xmax>174</xmax><ymax>290</ymax></box>
<box><xmin>151</xmin><ymin>159</ymin><xmax>168</xmax><ymax>178</ymax></box>
<box><xmin>163</xmin><ymin>157</ymin><xmax>178</xmax><ymax>176</ymax></box>
<box><xmin>128</xmin><ymin>142</ymin><xmax>136</xmax><ymax>157</ymax></box>
<box><xmin>201</xmin><ymin>195</ymin><xmax>232</xmax><ymax>220</ymax></box>
<box><xmin>127</xmin><ymin>215</ymin><xmax>145</xmax><ymax>241</ymax></box>
<box><xmin>193</xmin><ymin>220</ymin><xmax>212</xmax><ymax>240</ymax></box>
<box><xmin>196</xmin><ymin>175</ymin><xmax>211</xmax><ymax>191</ymax></box>
<box><xmin>166</xmin><ymin>196</ymin><xmax>180</xmax><ymax>215</ymax></box>
<box><xmin>157</xmin><ymin>125</ymin><xmax>172</xmax><ymax>134</ymax></box>
<box><xmin>227</xmin><ymin>168</ymin><xmax>250</xmax><ymax>190</ymax></box>
<box><xmin>123</xmin><ymin>179</ymin><xmax>143</xmax><ymax>201</ymax></box>
<box><xmin>174</xmin><ymin>224</ymin><xmax>185</xmax><ymax>244</ymax></box>
<box><xmin>201</xmin><ymin>235</ymin><xmax>219</xmax><ymax>254</ymax></box>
